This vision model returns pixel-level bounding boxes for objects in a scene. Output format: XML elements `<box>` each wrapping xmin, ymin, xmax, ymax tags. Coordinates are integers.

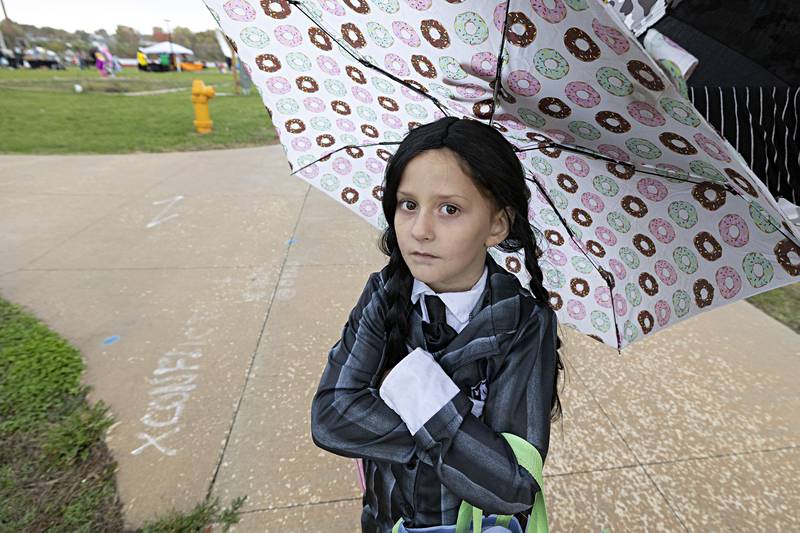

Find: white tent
<box><xmin>140</xmin><ymin>42</ymin><xmax>193</xmax><ymax>55</ymax></box>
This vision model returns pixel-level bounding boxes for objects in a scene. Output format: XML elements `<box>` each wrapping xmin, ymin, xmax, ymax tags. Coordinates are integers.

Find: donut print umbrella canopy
<box><xmin>202</xmin><ymin>0</ymin><xmax>800</xmax><ymax>350</ymax></box>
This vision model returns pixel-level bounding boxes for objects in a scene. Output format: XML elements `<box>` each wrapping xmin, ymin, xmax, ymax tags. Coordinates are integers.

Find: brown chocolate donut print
<box><xmin>692</xmin><ymin>182</ymin><xmax>727</xmax><ymax>211</ymax></box>
<box><xmin>341</xmin><ymin>187</ymin><xmax>359</xmax><ymax>204</ymax></box>
<box><xmin>295</xmin><ymin>76</ymin><xmax>318</xmax><ymax>92</ymax></box>
<box><xmin>724</xmin><ymin>168</ymin><xmax>758</xmax><ymax>197</ymax></box>
<box><xmin>360</xmin><ymin>124</ymin><xmax>379</xmax><ymax>138</ymax></box>
<box><xmin>545</xmin><ymin>229</ymin><xmax>565</xmax><ymax>246</ymax></box>
<box><xmin>255</xmin><ymin>53</ymin><xmax>281</xmax><ymax>73</ymax></box>
<box><xmin>774</xmin><ymin>238</ymin><xmax>800</xmax><ymax>276</ymax></box>
<box><xmin>693</xmin><ymin>231</ymin><xmax>723</xmax><ymax>261</ymax></box>
<box><xmin>549</xmin><ymin>291</ymin><xmax>563</xmax><ymax>310</ymax></box>
<box><xmin>557</xmin><ymin>173</ymin><xmax>579</xmax><ymax>193</ymax></box>
<box><xmin>343</xmin><ymin>0</ymin><xmax>370</xmax><ymax>14</ymax></box>
<box><xmin>341</xmin><ymin>22</ymin><xmax>367</xmax><ymax>48</ymax></box>
<box><xmin>473</xmin><ymin>99</ymin><xmax>495</xmax><ymax>120</ymax></box>
<box><xmin>421</xmin><ymin>19</ymin><xmax>450</xmax><ymax>48</ymax></box>
<box><xmin>346</xmin><ymin>146</ymin><xmax>364</xmax><ymax>158</ymax></box>
<box><xmin>540</xmin><ymin>144</ymin><xmax>562</xmax><ymax>158</ymax></box>
<box><xmin>506</xmin><ymin>12</ymin><xmax>537</xmax><ymax>47</ymax></box>
<box><xmin>539</xmin><ymin>97</ymin><xmax>572</xmax><ymax>119</ymax></box>
<box><xmin>376</xmin><ymin>148</ymin><xmax>393</xmax><ymax>162</ymax></box>
<box><xmin>621</xmin><ymin>195</ymin><xmax>649</xmax><ymax>218</ymax></box>
<box><xmin>659</xmin><ymin>132</ymin><xmax>697</xmax><ymax>155</ymax></box>
<box><xmin>505</xmin><ymin>256</ymin><xmax>522</xmax><ymax>273</ymax></box>
<box><xmin>372</xmin><ymin>185</ymin><xmax>383</xmax><ymax>201</ymax></box>
<box><xmin>693</xmin><ymin>278</ymin><xmax>714</xmax><ymax>308</ymax></box>
<box><xmin>331</xmin><ymin>100</ymin><xmax>351</xmax><ymax>115</ymax></box>
<box><xmin>570</xmin><ymin>277</ymin><xmax>590</xmax><ymax>297</ymax></box>
<box><xmin>316</xmin><ymin>134</ymin><xmax>335</xmax><ymax>148</ymax></box>
<box><xmin>572</xmin><ymin>208</ymin><xmax>593</xmax><ymax>227</ymax></box>
<box><xmin>586</xmin><ymin>239</ymin><xmax>606</xmax><ymax>257</ymax></box>
<box><xmin>607</xmin><ymin>162</ymin><xmax>635</xmax><ymax>180</ymax></box>
<box><xmin>638</xmin><ymin>310</ymin><xmax>654</xmax><ymax>334</ymax></box>
<box><xmin>639</xmin><ymin>272</ymin><xmax>659</xmax><ymax>296</ymax></box>
<box><xmin>308</xmin><ymin>27</ymin><xmax>333</xmax><ymax>50</ymax></box>
<box><xmin>633</xmin><ymin>233</ymin><xmax>656</xmax><ymax>257</ymax></box>
<box><xmin>285</xmin><ymin>118</ymin><xmax>305</xmax><ymax>134</ymax></box>
<box><xmin>595</xmin><ymin>110</ymin><xmax>631</xmax><ymax>133</ymax></box>
<box><xmin>378</xmin><ymin>96</ymin><xmax>399</xmax><ymax>112</ymax></box>
<box><xmin>627</xmin><ymin>59</ymin><xmax>665</xmax><ymax>91</ymax></box>
<box><xmin>346</xmin><ymin>65</ymin><xmax>367</xmax><ymax>84</ymax></box>
<box><xmin>411</xmin><ymin>55</ymin><xmax>437</xmax><ymax>78</ymax></box>
<box><xmin>260</xmin><ymin>0</ymin><xmax>290</xmax><ymax>19</ymax></box>
<box><xmin>564</xmin><ymin>27</ymin><xmax>601</xmax><ymax>62</ymax></box>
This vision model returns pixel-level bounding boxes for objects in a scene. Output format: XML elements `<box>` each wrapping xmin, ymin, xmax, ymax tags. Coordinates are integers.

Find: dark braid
<box><xmin>379</xmin><ymin>230</ymin><xmax>414</xmax><ymax>371</ymax></box>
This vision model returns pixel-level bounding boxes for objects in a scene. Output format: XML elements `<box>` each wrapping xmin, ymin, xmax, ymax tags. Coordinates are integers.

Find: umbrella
<box><xmin>202</xmin><ymin>0</ymin><xmax>800</xmax><ymax>350</ymax></box>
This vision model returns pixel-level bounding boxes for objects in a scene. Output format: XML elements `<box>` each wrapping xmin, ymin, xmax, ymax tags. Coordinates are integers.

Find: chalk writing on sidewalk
<box><xmin>131</xmin><ymin>313</ymin><xmax>214</xmax><ymax>457</ymax></box>
<box><xmin>146</xmin><ymin>195</ymin><xmax>184</xmax><ymax>229</ymax></box>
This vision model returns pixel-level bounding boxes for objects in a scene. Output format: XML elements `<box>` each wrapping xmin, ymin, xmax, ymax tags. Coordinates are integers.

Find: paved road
<box><xmin>1</xmin><ymin>147</ymin><xmax>798</xmax><ymax>531</ymax></box>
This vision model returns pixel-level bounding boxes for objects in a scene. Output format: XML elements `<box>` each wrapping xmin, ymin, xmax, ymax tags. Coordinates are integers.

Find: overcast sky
<box><xmin>3</xmin><ymin>0</ymin><xmax>219</xmax><ymax>34</ymax></box>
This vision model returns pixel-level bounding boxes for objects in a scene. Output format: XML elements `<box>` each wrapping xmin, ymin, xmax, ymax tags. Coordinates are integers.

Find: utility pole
<box><xmin>1</xmin><ymin>0</ymin><xmax>8</xmax><ymax>20</ymax></box>
<box><xmin>164</xmin><ymin>18</ymin><xmax>180</xmax><ymax>72</ymax></box>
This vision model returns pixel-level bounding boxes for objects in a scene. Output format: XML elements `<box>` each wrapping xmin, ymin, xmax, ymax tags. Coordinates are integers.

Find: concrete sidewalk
<box><xmin>1</xmin><ymin>146</ymin><xmax>798</xmax><ymax>532</ymax></box>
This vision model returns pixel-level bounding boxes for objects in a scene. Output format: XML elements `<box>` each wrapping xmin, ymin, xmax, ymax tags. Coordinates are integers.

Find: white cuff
<box><xmin>379</xmin><ymin>347</ymin><xmax>460</xmax><ymax>435</ymax></box>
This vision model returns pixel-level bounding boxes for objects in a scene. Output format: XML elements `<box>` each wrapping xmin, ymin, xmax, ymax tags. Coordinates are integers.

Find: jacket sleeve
<box><xmin>310</xmin><ymin>270</ymin><xmax>418</xmax><ymax>464</ymax></box>
<box><xmin>382</xmin><ymin>303</ymin><xmax>558</xmax><ymax>516</ymax></box>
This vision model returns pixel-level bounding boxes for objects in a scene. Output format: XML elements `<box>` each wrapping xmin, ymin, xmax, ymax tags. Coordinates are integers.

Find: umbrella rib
<box><xmin>523</xmin><ymin>167</ymin><xmax>623</xmax><ymax>352</ymax></box>
<box><xmin>286</xmin><ymin>0</ymin><xmax>452</xmax><ymax>117</ymax></box>
<box><xmin>488</xmin><ymin>0</ymin><xmax>512</xmax><ymax>128</ymax></box>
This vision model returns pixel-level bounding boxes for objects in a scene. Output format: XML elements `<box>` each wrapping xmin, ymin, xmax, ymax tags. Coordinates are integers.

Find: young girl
<box><xmin>311</xmin><ymin>116</ymin><xmax>564</xmax><ymax>532</ymax></box>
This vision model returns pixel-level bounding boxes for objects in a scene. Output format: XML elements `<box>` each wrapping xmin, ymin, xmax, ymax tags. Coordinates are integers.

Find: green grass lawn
<box><xmin>747</xmin><ymin>282</ymin><xmax>800</xmax><ymax>334</ymax></box>
<box><xmin>0</xmin><ymin>66</ymin><xmax>277</xmax><ymax>154</ymax></box>
<box><xmin>0</xmin><ymin>296</ymin><xmax>245</xmax><ymax>531</ymax></box>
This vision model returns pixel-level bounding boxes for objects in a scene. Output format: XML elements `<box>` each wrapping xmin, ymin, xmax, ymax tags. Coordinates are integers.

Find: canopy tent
<box><xmin>139</xmin><ymin>41</ymin><xmax>194</xmax><ymax>55</ymax></box>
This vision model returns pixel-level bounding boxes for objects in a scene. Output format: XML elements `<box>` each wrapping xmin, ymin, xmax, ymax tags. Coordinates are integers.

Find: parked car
<box><xmin>24</xmin><ymin>47</ymin><xmax>65</xmax><ymax>69</ymax></box>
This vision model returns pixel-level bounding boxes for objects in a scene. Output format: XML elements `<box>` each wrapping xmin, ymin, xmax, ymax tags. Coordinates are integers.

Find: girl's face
<box><xmin>394</xmin><ymin>148</ymin><xmax>511</xmax><ymax>293</ymax></box>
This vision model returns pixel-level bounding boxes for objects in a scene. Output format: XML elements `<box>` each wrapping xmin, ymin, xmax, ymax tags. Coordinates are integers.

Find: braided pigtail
<box><xmin>378</xmin><ymin>227</ymin><xmax>414</xmax><ymax>371</ymax></box>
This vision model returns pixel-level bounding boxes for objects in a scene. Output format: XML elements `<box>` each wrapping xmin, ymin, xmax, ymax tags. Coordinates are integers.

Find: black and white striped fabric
<box><xmin>311</xmin><ymin>252</ymin><xmax>558</xmax><ymax>532</ymax></box>
<box><xmin>688</xmin><ymin>86</ymin><xmax>800</xmax><ymax>205</ymax></box>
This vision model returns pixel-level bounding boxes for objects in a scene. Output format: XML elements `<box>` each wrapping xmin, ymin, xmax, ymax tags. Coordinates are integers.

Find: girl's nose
<box><xmin>410</xmin><ymin>209</ymin><xmax>433</xmax><ymax>240</ymax></box>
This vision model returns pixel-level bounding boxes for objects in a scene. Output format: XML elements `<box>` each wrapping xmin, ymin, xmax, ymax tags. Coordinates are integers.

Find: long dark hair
<box><xmin>378</xmin><ymin>116</ymin><xmax>565</xmax><ymax>423</ymax></box>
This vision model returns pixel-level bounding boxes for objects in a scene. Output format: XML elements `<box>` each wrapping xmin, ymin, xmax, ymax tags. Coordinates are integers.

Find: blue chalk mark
<box><xmin>103</xmin><ymin>335</ymin><xmax>120</xmax><ymax>345</ymax></box>
<box><xmin>287</xmin><ymin>238</ymin><xmax>298</xmax><ymax>245</ymax></box>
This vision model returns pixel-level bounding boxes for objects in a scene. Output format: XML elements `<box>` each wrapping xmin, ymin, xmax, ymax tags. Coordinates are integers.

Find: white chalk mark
<box><xmin>146</xmin><ymin>195</ymin><xmax>184</xmax><ymax>229</ymax></box>
<box><xmin>132</xmin><ymin>427</ymin><xmax>181</xmax><ymax>456</ymax></box>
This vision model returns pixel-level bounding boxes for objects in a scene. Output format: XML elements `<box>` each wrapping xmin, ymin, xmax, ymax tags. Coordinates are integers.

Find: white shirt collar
<box><xmin>411</xmin><ymin>264</ymin><xmax>488</xmax><ymax>330</ymax></box>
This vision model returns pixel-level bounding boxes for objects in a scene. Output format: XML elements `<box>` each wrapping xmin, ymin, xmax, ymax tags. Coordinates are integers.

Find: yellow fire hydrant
<box><xmin>191</xmin><ymin>79</ymin><xmax>215</xmax><ymax>134</ymax></box>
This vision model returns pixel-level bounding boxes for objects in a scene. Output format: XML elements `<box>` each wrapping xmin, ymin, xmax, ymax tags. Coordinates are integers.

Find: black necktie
<box><xmin>421</xmin><ymin>294</ymin><xmax>458</xmax><ymax>353</ymax></box>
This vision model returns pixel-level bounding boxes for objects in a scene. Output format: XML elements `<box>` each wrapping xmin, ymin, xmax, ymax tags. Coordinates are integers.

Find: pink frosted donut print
<box><xmin>565</xmin><ymin>81</ymin><xmax>601</xmax><ymax>108</ymax></box>
<box><xmin>382</xmin><ymin>113</ymin><xmax>403</xmax><ymax>129</ymax></box>
<box><xmin>303</xmin><ymin>96</ymin><xmax>325</xmax><ymax>112</ymax></box>
<box><xmin>654</xmin><ymin>259</ymin><xmax>678</xmax><ymax>286</ymax></box>
<box><xmin>507</xmin><ymin>70</ymin><xmax>541</xmax><ymax>97</ymax></box>
<box><xmin>384</xmin><ymin>53</ymin><xmax>409</xmax><ymax>76</ymax></box>
<box><xmin>567</xmin><ymin>299</ymin><xmax>586</xmax><ymax>320</ymax></box>
<box><xmin>648</xmin><ymin>217</ymin><xmax>676</xmax><ymax>244</ymax></box>
<box><xmin>545</xmin><ymin>129</ymin><xmax>575</xmax><ymax>143</ymax></box>
<box><xmin>718</xmin><ymin>214</ymin><xmax>749</xmax><ymax>247</ymax></box>
<box><xmin>627</xmin><ymin>101</ymin><xmax>666</xmax><ymax>127</ymax></box>
<box><xmin>224</xmin><ymin>0</ymin><xmax>256</xmax><ymax>22</ymax></box>
<box><xmin>609</xmin><ymin>258</ymin><xmax>626</xmax><ymax>279</ymax></box>
<box><xmin>317</xmin><ymin>55</ymin><xmax>340</xmax><ymax>75</ymax></box>
<box><xmin>352</xmin><ymin>86</ymin><xmax>372</xmax><ymax>103</ymax></box>
<box><xmin>637</xmin><ymin>178</ymin><xmax>668</xmax><ymax>201</ymax></box>
<box><xmin>319</xmin><ymin>0</ymin><xmax>346</xmax><ymax>15</ymax></box>
<box><xmin>406</xmin><ymin>0</ymin><xmax>432</xmax><ymax>10</ymax></box>
<box><xmin>693</xmin><ymin>132</ymin><xmax>732</xmax><ymax>162</ymax></box>
<box><xmin>565</xmin><ymin>155</ymin><xmax>590</xmax><ymax>176</ymax></box>
<box><xmin>598</xmin><ymin>144</ymin><xmax>630</xmax><ymax>162</ymax></box>
<box><xmin>359</xmin><ymin>199</ymin><xmax>379</xmax><ymax>218</ymax></box>
<box><xmin>291</xmin><ymin>137</ymin><xmax>311</xmax><ymax>151</ymax></box>
<box><xmin>471</xmin><ymin>52</ymin><xmax>497</xmax><ymax>77</ymax></box>
<box><xmin>594</xmin><ymin>225</ymin><xmax>617</xmax><ymax>246</ymax></box>
<box><xmin>275</xmin><ymin>25</ymin><xmax>302</xmax><ymax>47</ymax></box>
<box><xmin>715</xmin><ymin>266</ymin><xmax>742</xmax><ymax>299</ymax></box>
<box><xmin>614</xmin><ymin>293</ymin><xmax>627</xmax><ymax>317</ymax></box>
<box><xmin>532</xmin><ymin>0</ymin><xmax>567</xmax><ymax>23</ymax></box>
<box><xmin>266</xmin><ymin>76</ymin><xmax>291</xmax><ymax>94</ymax></box>
<box><xmin>366</xmin><ymin>157</ymin><xmax>384</xmax><ymax>174</ymax></box>
<box><xmin>332</xmin><ymin>157</ymin><xmax>352</xmax><ymax>175</ymax></box>
<box><xmin>393</xmin><ymin>21</ymin><xmax>421</xmax><ymax>47</ymax></box>
<box><xmin>582</xmin><ymin>192</ymin><xmax>606</xmax><ymax>213</ymax></box>
<box><xmin>497</xmin><ymin>114</ymin><xmax>526</xmax><ymax>130</ymax></box>
<box><xmin>654</xmin><ymin>300</ymin><xmax>671</xmax><ymax>326</ymax></box>
<box><xmin>591</xmin><ymin>18</ymin><xmax>630</xmax><ymax>55</ymax></box>
<box><xmin>336</xmin><ymin>118</ymin><xmax>356</xmax><ymax>132</ymax></box>
<box><xmin>546</xmin><ymin>248</ymin><xmax>568</xmax><ymax>266</ymax></box>
<box><xmin>456</xmin><ymin>83</ymin><xmax>486</xmax><ymax>99</ymax></box>
<box><xmin>594</xmin><ymin>286</ymin><xmax>612</xmax><ymax>308</ymax></box>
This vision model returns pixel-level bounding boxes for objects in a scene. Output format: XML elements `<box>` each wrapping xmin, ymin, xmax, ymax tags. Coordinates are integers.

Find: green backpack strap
<box><xmin>454</xmin><ymin>433</ymin><xmax>548</xmax><ymax>533</ymax></box>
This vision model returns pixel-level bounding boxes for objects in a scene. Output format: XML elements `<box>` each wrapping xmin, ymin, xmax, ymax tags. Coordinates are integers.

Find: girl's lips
<box><xmin>412</xmin><ymin>252</ymin><xmax>437</xmax><ymax>258</ymax></box>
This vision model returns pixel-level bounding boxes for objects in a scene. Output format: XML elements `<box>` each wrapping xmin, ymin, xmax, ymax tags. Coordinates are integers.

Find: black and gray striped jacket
<box><xmin>310</xmin><ymin>253</ymin><xmax>558</xmax><ymax>532</ymax></box>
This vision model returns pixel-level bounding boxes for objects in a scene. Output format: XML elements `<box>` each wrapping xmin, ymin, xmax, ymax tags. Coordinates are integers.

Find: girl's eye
<box><xmin>441</xmin><ymin>204</ymin><xmax>459</xmax><ymax>216</ymax></box>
